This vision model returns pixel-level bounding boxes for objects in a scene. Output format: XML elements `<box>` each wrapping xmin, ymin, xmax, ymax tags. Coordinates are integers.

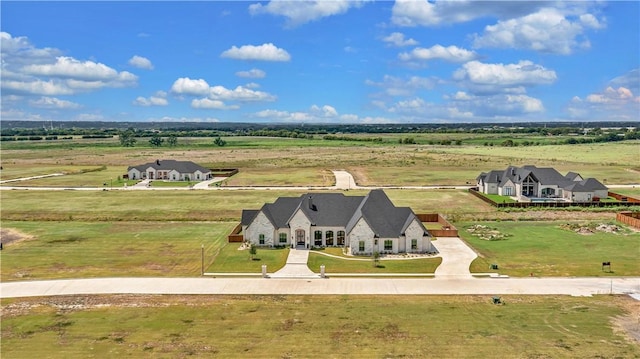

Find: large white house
<box><xmin>476</xmin><ymin>165</ymin><xmax>608</xmax><ymax>202</ymax></box>
<box><xmin>241</xmin><ymin>189</ymin><xmax>436</xmax><ymax>255</ymax></box>
<box><xmin>127</xmin><ymin>160</ymin><xmax>212</xmax><ymax>182</ymax></box>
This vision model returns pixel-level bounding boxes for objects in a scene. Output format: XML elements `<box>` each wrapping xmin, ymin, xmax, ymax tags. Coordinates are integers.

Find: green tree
<box><xmin>167</xmin><ymin>135</ymin><xmax>178</xmax><ymax>147</ymax></box>
<box><xmin>149</xmin><ymin>134</ymin><xmax>164</xmax><ymax>147</ymax></box>
<box><xmin>213</xmin><ymin>136</ymin><xmax>227</xmax><ymax>147</ymax></box>
<box><xmin>119</xmin><ymin>130</ymin><xmax>136</xmax><ymax>147</ymax></box>
<box><xmin>373</xmin><ymin>251</ymin><xmax>380</xmax><ymax>268</ymax></box>
<box><xmin>249</xmin><ymin>243</ymin><xmax>257</xmax><ymax>260</ymax></box>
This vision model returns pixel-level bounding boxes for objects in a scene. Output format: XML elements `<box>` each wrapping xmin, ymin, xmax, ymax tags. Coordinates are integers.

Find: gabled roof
<box><xmin>242</xmin><ymin>189</ymin><xmax>428</xmax><ymax>238</ymax></box>
<box><xmin>565</xmin><ymin>172</ymin><xmax>582</xmax><ymax>181</ymax></box>
<box><xmin>127</xmin><ymin>160</ymin><xmax>210</xmax><ymax>173</ymax></box>
<box><xmin>563</xmin><ymin>178</ymin><xmax>608</xmax><ymax>192</ymax></box>
<box><xmin>479</xmin><ymin>165</ymin><xmax>607</xmax><ymax>192</ymax></box>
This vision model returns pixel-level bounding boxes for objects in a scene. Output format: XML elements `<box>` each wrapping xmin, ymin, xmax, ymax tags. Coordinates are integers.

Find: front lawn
<box><xmin>207</xmin><ymin>243</ymin><xmax>289</xmax><ymax>273</ymax></box>
<box><xmin>459</xmin><ymin>221</ymin><xmax>640</xmax><ymax>276</ymax></box>
<box><xmin>307</xmin><ymin>252</ymin><xmax>441</xmax><ymax>274</ymax></box>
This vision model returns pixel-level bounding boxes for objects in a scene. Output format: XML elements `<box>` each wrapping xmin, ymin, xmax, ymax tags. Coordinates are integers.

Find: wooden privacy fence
<box><xmin>609</xmin><ymin>191</ymin><xmax>640</xmax><ymax>203</ymax></box>
<box><xmin>616</xmin><ymin>212</ymin><xmax>640</xmax><ymax>229</ymax></box>
<box><xmin>416</xmin><ymin>213</ymin><xmax>458</xmax><ymax>237</ymax></box>
<box><xmin>228</xmin><ymin>223</ymin><xmax>243</xmax><ymax>242</ymax></box>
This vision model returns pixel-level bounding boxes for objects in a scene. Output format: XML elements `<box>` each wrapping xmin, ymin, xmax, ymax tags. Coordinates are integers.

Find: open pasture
<box><xmin>0</xmin><ymin>221</ymin><xmax>235</xmax><ymax>282</ymax></box>
<box><xmin>460</xmin><ymin>221</ymin><xmax>640</xmax><ymax>277</ymax></box>
<box><xmin>1</xmin><ymin>294</ymin><xmax>638</xmax><ymax>358</ymax></box>
<box><xmin>2</xmin><ymin>137</ymin><xmax>637</xmax><ymax>187</ymax></box>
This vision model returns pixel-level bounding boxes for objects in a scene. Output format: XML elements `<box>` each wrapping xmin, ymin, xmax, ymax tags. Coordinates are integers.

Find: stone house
<box><xmin>127</xmin><ymin>159</ymin><xmax>212</xmax><ymax>181</ymax></box>
<box><xmin>476</xmin><ymin>165</ymin><xmax>608</xmax><ymax>202</ymax></box>
<box><xmin>241</xmin><ymin>189</ymin><xmax>436</xmax><ymax>255</ymax></box>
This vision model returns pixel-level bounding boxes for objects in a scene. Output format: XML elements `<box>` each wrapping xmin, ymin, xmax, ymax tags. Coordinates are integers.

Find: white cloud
<box><xmin>209</xmin><ymin>85</ymin><xmax>276</xmax><ymax>102</ymax></box>
<box><xmin>399</xmin><ymin>45</ymin><xmax>477</xmax><ymax>63</ymax></box>
<box><xmin>473</xmin><ymin>8</ymin><xmax>605</xmax><ymax>54</ymax></box>
<box><xmin>23</xmin><ymin>56</ymin><xmax>137</xmax><ymax>82</ymax></box>
<box><xmin>249</xmin><ymin>0</ymin><xmax>367</xmax><ymax>27</ymax></box>
<box><xmin>0</xmin><ymin>31</ymin><xmax>61</xmax><ymax>65</ymax></box>
<box><xmin>128</xmin><ymin>55</ymin><xmax>154</xmax><ymax>70</ymax></box>
<box><xmin>170</xmin><ymin>77</ymin><xmax>276</xmax><ymax>109</ymax></box>
<box><xmin>453</xmin><ymin>61</ymin><xmax>557</xmax><ymax>90</ymax></box>
<box><xmin>609</xmin><ymin>69</ymin><xmax>640</xmax><ymax>94</ymax></box>
<box><xmin>191</xmin><ymin>98</ymin><xmax>239</xmax><ymax>110</ymax></box>
<box><xmin>310</xmin><ymin>104</ymin><xmax>338</xmax><ymax>117</ymax></box>
<box><xmin>568</xmin><ymin>85</ymin><xmax>640</xmax><ymax>121</ymax></box>
<box><xmin>382</xmin><ymin>32</ymin><xmax>418</xmax><ymax>47</ymax></box>
<box><xmin>171</xmin><ymin>77</ymin><xmax>211</xmax><ymax>96</ymax></box>
<box><xmin>133</xmin><ymin>91</ymin><xmax>168</xmax><ymax>106</ymax></box>
<box><xmin>29</xmin><ymin>96</ymin><xmax>81</xmax><ymax>109</ymax></box>
<box><xmin>236</xmin><ymin>68</ymin><xmax>266</xmax><ymax>78</ymax></box>
<box><xmin>2</xmin><ymin>79</ymin><xmax>75</xmax><ymax>95</ymax></box>
<box><xmin>220</xmin><ymin>43</ymin><xmax>291</xmax><ymax>61</ymax></box>
<box><xmin>1</xmin><ymin>33</ymin><xmax>138</xmax><ymax>97</ymax></box>
<box><xmin>391</xmin><ymin>0</ymin><xmax>541</xmax><ymax>27</ymax></box>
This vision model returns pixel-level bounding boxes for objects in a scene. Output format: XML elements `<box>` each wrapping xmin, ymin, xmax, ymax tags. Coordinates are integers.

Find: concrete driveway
<box><xmin>433</xmin><ymin>237</ymin><xmax>478</xmax><ymax>277</ymax></box>
<box><xmin>271</xmin><ymin>248</ymin><xmax>319</xmax><ymax>278</ymax></box>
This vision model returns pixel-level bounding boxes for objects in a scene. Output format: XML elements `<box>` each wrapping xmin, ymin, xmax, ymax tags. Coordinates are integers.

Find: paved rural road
<box><xmin>1</xmin><ymin>170</ymin><xmax>636</xmax><ymax>191</ymax></box>
<box><xmin>1</xmin><ymin>277</ymin><xmax>639</xmax><ymax>298</ymax></box>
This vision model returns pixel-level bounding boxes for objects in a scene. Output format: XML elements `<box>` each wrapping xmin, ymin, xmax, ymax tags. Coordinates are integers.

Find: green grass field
<box><xmin>460</xmin><ymin>221</ymin><xmax>640</xmax><ymax>276</ymax></box>
<box><xmin>207</xmin><ymin>243</ymin><xmax>289</xmax><ymax>273</ymax></box>
<box><xmin>1</xmin><ymin>295</ymin><xmax>637</xmax><ymax>358</ymax></box>
<box><xmin>1</xmin><ymin>221</ymin><xmax>236</xmax><ymax>281</ymax></box>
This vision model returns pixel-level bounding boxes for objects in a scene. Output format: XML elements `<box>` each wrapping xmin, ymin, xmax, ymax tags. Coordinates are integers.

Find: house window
<box><xmin>384</xmin><ymin>240</ymin><xmax>393</xmax><ymax>251</ymax></box>
<box><xmin>411</xmin><ymin>239</ymin><xmax>418</xmax><ymax>250</ymax></box>
<box><xmin>337</xmin><ymin>231</ymin><xmax>345</xmax><ymax>246</ymax></box>
<box><xmin>197</xmin><ymin>174</ymin><xmax>200</xmax><ymax>180</ymax></box>
<box><xmin>259</xmin><ymin>234</ymin><xmax>265</xmax><ymax>245</ymax></box>
<box><xmin>504</xmin><ymin>186</ymin><xmax>513</xmax><ymax>196</ymax></box>
<box><xmin>523</xmin><ymin>176</ymin><xmax>535</xmax><ymax>197</ymax></box>
<box><xmin>314</xmin><ymin>230</ymin><xmax>322</xmax><ymax>246</ymax></box>
<box><xmin>541</xmin><ymin>188</ymin><xmax>555</xmax><ymax>197</ymax></box>
<box><xmin>359</xmin><ymin>241</ymin><xmax>365</xmax><ymax>252</ymax></box>
<box><xmin>374</xmin><ymin>239</ymin><xmax>378</xmax><ymax>246</ymax></box>
<box><xmin>173</xmin><ymin>174</ymin><xmax>176</xmax><ymax>180</ymax></box>
<box><xmin>325</xmin><ymin>231</ymin><xmax>334</xmax><ymax>246</ymax></box>
<box><xmin>279</xmin><ymin>233</ymin><xmax>287</xmax><ymax>244</ymax></box>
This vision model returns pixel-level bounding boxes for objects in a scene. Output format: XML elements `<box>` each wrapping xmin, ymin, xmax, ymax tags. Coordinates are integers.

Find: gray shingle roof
<box><xmin>479</xmin><ymin>165</ymin><xmax>607</xmax><ymax>193</ymax></box>
<box><xmin>128</xmin><ymin>160</ymin><xmax>210</xmax><ymax>174</ymax></box>
<box><xmin>241</xmin><ymin>189</ymin><xmax>428</xmax><ymax>238</ymax></box>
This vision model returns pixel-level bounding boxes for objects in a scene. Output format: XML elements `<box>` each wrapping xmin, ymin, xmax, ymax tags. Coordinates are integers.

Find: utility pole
<box><xmin>201</xmin><ymin>244</ymin><xmax>204</xmax><ymax>276</ymax></box>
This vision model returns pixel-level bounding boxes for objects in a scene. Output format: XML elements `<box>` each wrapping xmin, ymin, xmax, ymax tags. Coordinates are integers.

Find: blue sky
<box><xmin>1</xmin><ymin>1</ymin><xmax>638</xmax><ymax>124</ymax></box>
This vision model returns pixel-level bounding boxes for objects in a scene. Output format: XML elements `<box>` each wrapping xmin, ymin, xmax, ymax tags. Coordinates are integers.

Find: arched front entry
<box><xmin>295</xmin><ymin>229</ymin><xmax>306</xmax><ymax>246</ymax></box>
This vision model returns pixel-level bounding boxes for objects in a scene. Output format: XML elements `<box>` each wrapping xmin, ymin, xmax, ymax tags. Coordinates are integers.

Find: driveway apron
<box><xmin>433</xmin><ymin>237</ymin><xmax>478</xmax><ymax>277</ymax></box>
<box><xmin>271</xmin><ymin>248</ymin><xmax>319</xmax><ymax>278</ymax></box>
